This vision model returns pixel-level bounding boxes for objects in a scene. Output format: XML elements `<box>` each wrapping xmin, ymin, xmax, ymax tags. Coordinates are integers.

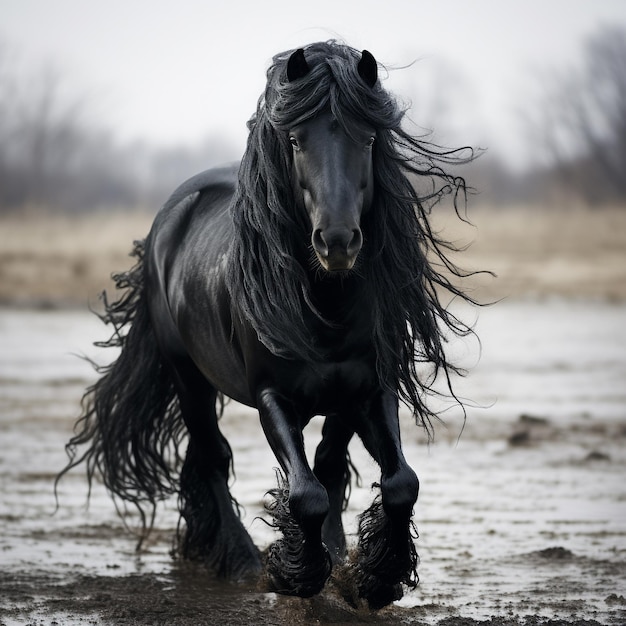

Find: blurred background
<box><xmin>1</xmin><ymin>0</ymin><xmax>625</xmax><ymax>305</ymax></box>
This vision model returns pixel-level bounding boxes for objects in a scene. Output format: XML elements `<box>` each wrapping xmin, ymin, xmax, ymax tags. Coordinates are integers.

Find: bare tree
<box><xmin>13</xmin><ymin>67</ymin><xmax>84</xmax><ymax>206</ymax></box>
<box><xmin>531</xmin><ymin>26</ymin><xmax>626</xmax><ymax>203</ymax></box>
<box><xmin>0</xmin><ymin>40</ymin><xmax>139</xmax><ymax>211</ymax></box>
<box><xmin>583</xmin><ymin>27</ymin><xmax>626</xmax><ymax>195</ymax></box>
<box><xmin>0</xmin><ymin>39</ymin><xmax>237</xmax><ymax>212</ymax></box>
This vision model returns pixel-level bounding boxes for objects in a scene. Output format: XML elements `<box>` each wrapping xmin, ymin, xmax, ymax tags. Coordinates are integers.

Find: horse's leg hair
<box><xmin>170</xmin><ymin>358</ymin><xmax>262</xmax><ymax>579</ymax></box>
<box><xmin>312</xmin><ymin>415</ymin><xmax>355</xmax><ymax>563</ymax></box>
<box><xmin>353</xmin><ymin>390</ymin><xmax>419</xmax><ymax>609</ymax></box>
<box><xmin>258</xmin><ymin>388</ymin><xmax>332</xmax><ymax>597</ymax></box>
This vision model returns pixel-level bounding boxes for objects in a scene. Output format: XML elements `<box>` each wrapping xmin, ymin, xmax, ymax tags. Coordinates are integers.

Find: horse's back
<box><xmin>161</xmin><ymin>163</ymin><xmax>239</xmax><ymax>215</ymax></box>
<box><xmin>148</xmin><ymin>161</ymin><xmax>238</xmax><ymax>263</ymax></box>
<box><xmin>146</xmin><ymin>162</ymin><xmax>238</xmax><ymax>293</ymax></box>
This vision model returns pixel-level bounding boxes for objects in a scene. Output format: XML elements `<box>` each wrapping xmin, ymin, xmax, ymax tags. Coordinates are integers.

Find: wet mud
<box><xmin>1</xmin><ymin>301</ymin><xmax>625</xmax><ymax>625</ymax></box>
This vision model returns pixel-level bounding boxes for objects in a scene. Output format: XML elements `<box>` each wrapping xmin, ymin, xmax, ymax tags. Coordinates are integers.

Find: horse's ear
<box><xmin>287</xmin><ymin>48</ymin><xmax>310</xmax><ymax>82</ymax></box>
<box><xmin>358</xmin><ymin>50</ymin><xmax>378</xmax><ymax>88</ymax></box>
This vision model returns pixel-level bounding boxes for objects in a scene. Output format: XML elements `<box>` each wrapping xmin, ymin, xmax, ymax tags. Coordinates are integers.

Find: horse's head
<box><xmin>286</xmin><ymin>49</ymin><xmax>378</xmax><ymax>273</ymax></box>
<box><xmin>289</xmin><ymin>110</ymin><xmax>375</xmax><ymax>272</ymax></box>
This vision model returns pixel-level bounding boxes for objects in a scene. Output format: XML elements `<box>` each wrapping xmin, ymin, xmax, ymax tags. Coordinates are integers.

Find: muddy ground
<box><xmin>1</xmin><ymin>207</ymin><xmax>626</xmax><ymax>625</ymax></box>
<box><xmin>1</xmin><ymin>301</ymin><xmax>625</xmax><ymax>625</ymax></box>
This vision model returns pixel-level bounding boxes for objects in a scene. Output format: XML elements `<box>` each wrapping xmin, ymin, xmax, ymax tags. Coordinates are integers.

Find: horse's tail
<box><xmin>56</xmin><ymin>239</ymin><xmax>185</xmax><ymax>547</ymax></box>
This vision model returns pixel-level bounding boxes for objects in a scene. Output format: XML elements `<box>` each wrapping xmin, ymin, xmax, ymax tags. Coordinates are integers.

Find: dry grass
<box><xmin>1</xmin><ymin>205</ymin><xmax>625</xmax><ymax>307</ymax></box>
<box><xmin>430</xmin><ymin>204</ymin><xmax>626</xmax><ymax>302</ymax></box>
<box><xmin>0</xmin><ymin>211</ymin><xmax>154</xmax><ymax>307</ymax></box>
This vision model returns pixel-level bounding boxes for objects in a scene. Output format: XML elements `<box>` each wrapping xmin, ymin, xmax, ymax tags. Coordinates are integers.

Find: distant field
<box><xmin>0</xmin><ymin>211</ymin><xmax>154</xmax><ymax>307</ymax></box>
<box><xmin>1</xmin><ymin>205</ymin><xmax>625</xmax><ymax>307</ymax></box>
<box><xmin>432</xmin><ymin>204</ymin><xmax>626</xmax><ymax>302</ymax></box>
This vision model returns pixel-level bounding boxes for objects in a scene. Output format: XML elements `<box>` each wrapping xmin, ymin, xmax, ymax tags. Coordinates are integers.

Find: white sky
<box><xmin>2</xmin><ymin>0</ymin><xmax>626</xmax><ymax>167</ymax></box>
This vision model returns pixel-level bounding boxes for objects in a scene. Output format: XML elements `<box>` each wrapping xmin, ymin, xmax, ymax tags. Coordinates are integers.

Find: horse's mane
<box><xmin>227</xmin><ymin>41</ymin><xmax>479</xmax><ymax>435</ymax></box>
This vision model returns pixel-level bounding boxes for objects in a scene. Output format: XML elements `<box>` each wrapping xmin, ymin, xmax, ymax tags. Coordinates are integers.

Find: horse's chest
<box><xmin>287</xmin><ymin>312</ymin><xmax>377</xmax><ymax>413</ymax></box>
<box><xmin>286</xmin><ymin>355</ymin><xmax>377</xmax><ymax>415</ymax></box>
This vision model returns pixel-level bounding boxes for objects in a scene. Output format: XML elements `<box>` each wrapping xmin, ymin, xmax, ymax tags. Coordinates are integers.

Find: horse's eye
<box><xmin>289</xmin><ymin>136</ymin><xmax>300</xmax><ymax>149</ymax></box>
<box><xmin>366</xmin><ymin>136</ymin><xmax>375</xmax><ymax>148</ymax></box>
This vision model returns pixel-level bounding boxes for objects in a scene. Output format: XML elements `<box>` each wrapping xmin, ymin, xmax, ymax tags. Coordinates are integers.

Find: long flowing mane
<box><xmin>227</xmin><ymin>41</ymin><xmax>478</xmax><ymax>434</ymax></box>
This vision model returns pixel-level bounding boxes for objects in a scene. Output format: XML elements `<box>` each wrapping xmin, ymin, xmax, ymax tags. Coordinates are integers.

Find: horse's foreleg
<box><xmin>354</xmin><ymin>390</ymin><xmax>419</xmax><ymax>609</ymax></box>
<box><xmin>313</xmin><ymin>416</ymin><xmax>354</xmax><ymax>563</ymax></box>
<box><xmin>257</xmin><ymin>388</ymin><xmax>332</xmax><ymax>597</ymax></box>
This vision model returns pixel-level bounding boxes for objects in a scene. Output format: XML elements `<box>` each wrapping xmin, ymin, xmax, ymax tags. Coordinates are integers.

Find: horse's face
<box><xmin>289</xmin><ymin>111</ymin><xmax>375</xmax><ymax>272</ymax></box>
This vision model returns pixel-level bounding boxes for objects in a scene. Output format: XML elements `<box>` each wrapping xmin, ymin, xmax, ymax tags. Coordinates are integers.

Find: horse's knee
<box><xmin>381</xmin><ymin>465</ymin><xmax>419</xmax><ymax>518</ymax></box>
<box><xmin>289</xmin><ymin>479</ymin><xmax>329</xmax><ymax>532</ymax></box>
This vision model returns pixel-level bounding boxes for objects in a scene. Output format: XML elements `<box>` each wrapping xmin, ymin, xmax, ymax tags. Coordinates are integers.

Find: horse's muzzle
<box><xmin>312</xmin><ymin>227</ymin><xmax>362</xmax><ymax>272</ymax></box>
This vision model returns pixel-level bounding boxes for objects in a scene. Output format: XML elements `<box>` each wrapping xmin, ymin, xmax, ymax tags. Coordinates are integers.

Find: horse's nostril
<box><xmin>348</xmin><ymin>228</ymin><xmax>363</xmax><ymax>256</ymax></box>
<box><xmin>312</xmin><ymin>229</ymin><xmax>328</xmax><ymax>257</ymax></box>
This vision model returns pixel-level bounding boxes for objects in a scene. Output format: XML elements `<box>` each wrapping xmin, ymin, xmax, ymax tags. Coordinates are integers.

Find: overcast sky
<box><xmin>2</xmin><ymin>0</ymin><xmax>626</xmax><ymax>167</ymax></box>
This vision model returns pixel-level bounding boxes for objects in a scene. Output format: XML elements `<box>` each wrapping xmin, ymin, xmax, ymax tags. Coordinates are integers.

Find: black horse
<box><xmin>59</xmin><ymin>42</ymin><xmax>477</xmax><ymax>609</ymax></box>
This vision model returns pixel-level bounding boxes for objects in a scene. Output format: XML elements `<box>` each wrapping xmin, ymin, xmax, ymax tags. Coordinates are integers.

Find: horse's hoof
<box><xmin>353</xmin><ymin>494</ymin><xmax>420</xmax><ymax>609</ymax></box>
<box><xmin>267</xmin><ymin>571</ymin><xmax>327</xmax><ymax>598</ymax></box>
<box><xmin>358</xmin><ymin>576</ymin><xmax>404</xmax><ymax>610</ymax></box>
<box><xmin>265</xmin><ymin>539</ymin><xmax>332</xmax><ymax>598</ymax></box>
